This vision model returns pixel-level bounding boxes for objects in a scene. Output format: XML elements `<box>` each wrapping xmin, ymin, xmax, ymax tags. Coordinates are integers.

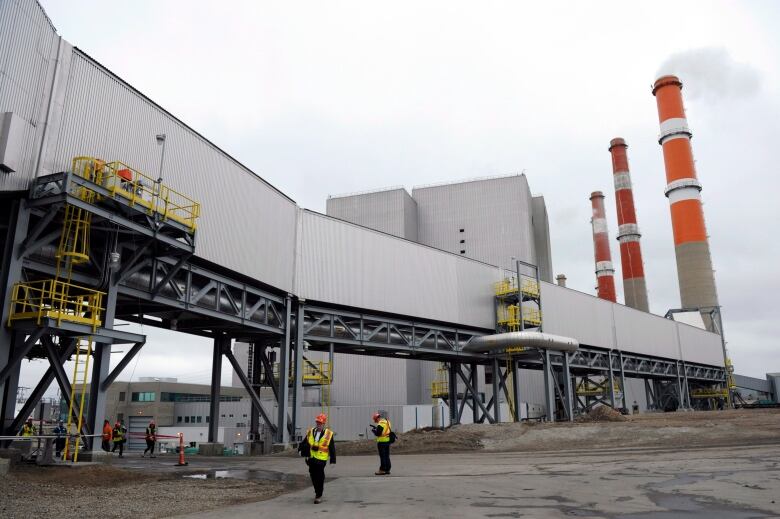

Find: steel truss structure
<box><xmin>1</xmin><ymin>171</ymin><xmax>729</xmax><ymax>452</ymax></box>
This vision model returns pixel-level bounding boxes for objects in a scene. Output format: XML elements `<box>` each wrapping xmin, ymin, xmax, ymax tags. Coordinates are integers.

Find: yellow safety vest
<box><xmin>20</xmin><ymin>424</ymin><xmax>36</xmax><ymax>437</ymax></box>
<box><xmin>307</xmin><ymin>427</ymin><xmax>333</xmax><ymax>461</ymax></box>
<box><xmin>376</xmin><ymin>418</ymin><xmax>391</xmax><ymax>443</ymax></box>
<box><xmin>113</xmin><ymin>427</ymin><xmax>124</xmax><ymax>441</ymax></box>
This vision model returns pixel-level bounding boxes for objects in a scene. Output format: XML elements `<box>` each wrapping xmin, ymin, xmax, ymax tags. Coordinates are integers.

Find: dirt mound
<box><xmin>576</xmin><ymin>406</ymin><xmax>628</xmax><ymax>423</ymax></box>
<box><xmin>337</xmin><ymin>425</ymin><xmax>483</xmax><ymax>455</ymax></box>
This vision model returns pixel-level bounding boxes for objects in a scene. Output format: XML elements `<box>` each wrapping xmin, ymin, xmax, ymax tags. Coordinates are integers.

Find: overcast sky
<box><xmin>18</xmin><ymin>0</ymin><xmax>780</xmax><ymax>399</ymax></box>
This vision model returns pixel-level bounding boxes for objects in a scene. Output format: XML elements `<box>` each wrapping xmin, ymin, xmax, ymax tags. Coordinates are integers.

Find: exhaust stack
<box><xmin>609</xmin><ymin>138</ymin><xmax>649</xmax><ymax>312</ymax></box>
<box><xmin>590</xmin><ymin>191</ymin><xmax>617</xmax><ymax>302</ymax></box>
<box><xmin>652</xmin><ymin>75</ymin><xmax>719</xmax><ymax>330</ymax></box>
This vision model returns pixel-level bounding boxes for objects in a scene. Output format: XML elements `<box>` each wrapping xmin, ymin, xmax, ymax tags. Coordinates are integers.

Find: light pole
<box><xmin>155</xmin><ymin>133</ymin><xmax>166</xmax><ymax>186</ymax></box>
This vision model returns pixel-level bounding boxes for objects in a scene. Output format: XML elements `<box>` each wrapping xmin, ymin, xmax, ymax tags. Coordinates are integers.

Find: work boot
<box><xmin>314</xmin><ymin>497</ymin><xmax>321</xmax><ymax>504</ymax></box>
<box><xmin>375</xmin><ymin>470</ymin><xmax>386</xmax><ymax>475</ymax></box>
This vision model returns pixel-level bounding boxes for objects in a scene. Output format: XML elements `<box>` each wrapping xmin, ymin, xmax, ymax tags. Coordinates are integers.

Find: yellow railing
<box><xmin>8</xmin><ymin>280</ymin><xmax>104</xmax><ymax>331</ymax></box>
<box><xmin>71</xmin><ymin>156</ymin><xmax>200</xmax><ymax>232</ymax></box>
<box><xmin>494</xmin><ymin>277</ymin><xmax>540</xmax><ymax>298</ymax></box>
<box><xmin>691</xmin><ymin>388</ymin><xmax>729</xmax><ymax>399</ymax></box>
<box><xmin>496</xmin><ymin>304</ymin><xmax>542</xmax><ymax>329</ymax></box>
<box><xmin>272</xmin><ymin>361</ymin><xmax>332</xmax><ymax>385</ymax></box>
<box><xmin>303</xmin><ymin>361</ymin><xmax>332</xmax><ymax>385</ymax></box>
<box><xmin>431</xmin><ymin>380</ymin><xmax>449</xmax><ymax>398</ymax></box>
<box><xmin>575</xmin><ymin>380</ymin><xmax>621</xmax><ymax>396</ymax></box>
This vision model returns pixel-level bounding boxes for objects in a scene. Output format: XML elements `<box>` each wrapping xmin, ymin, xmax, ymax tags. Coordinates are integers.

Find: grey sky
<box><xmin>20</xmin><ymin>0</ymin><xmax>779</xmax><ymax>395</ymax></box>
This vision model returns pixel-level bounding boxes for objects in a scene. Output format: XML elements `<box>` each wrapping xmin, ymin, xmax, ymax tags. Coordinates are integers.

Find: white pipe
<box><xmin>465</xmin><ymin>331</ymin><xmax>579</xmax><ymax>354</ymax></box>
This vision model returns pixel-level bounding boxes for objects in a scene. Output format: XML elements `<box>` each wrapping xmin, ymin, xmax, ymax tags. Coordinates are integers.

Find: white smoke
<box><xmin>657</xmin><ymin>48</ymin><xmax>761</xmax><ymax>101</ymax></box>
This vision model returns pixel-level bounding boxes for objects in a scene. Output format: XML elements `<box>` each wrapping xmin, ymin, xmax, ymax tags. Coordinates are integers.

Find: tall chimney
<box><xmin>652</xmin><ymin>75</ymin><xmax>719</xmax><ymax>329</ymax></box>
<box><xmin>609</xmin><ymin>138</ymin><xmax>649</xmax><ymax>312</ymax></box>
<box><xmin>589</xmin><ymin>191</ymin><xmax>617</xmax><ymax>302</ymax></box>
<box><xmin>556</xmin><ymin>274</ymin><xmax>567</xmax><ymax>288</ymax></box>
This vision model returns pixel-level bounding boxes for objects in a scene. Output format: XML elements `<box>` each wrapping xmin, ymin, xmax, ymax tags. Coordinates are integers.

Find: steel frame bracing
<box><xmin>1</xmin><ymin>175</ymin><xmax>729</xmax><ymax>451</ymax></box>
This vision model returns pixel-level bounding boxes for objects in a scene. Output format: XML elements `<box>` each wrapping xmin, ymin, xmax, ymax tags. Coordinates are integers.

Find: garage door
<box><xmin>128</xmin><ymin>416</ymin><xmax>152</xmax><ymax>451</ymax></box>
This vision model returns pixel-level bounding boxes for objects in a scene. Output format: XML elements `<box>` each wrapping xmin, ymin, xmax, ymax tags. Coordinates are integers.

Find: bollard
<box><xmin>176</xmin><ymin>433</ymin><xmax>188</xmax><ymax>466</ymax></box>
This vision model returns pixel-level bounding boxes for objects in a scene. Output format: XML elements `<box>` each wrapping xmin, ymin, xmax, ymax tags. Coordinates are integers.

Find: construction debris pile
<box><xmin>575</xmin><ymin>406</ymin><xmax>628</xmax><ymax>423</ymax></box>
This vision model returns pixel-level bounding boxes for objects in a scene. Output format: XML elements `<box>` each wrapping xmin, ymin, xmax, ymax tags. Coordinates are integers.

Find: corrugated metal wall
<box><xmin>0</xmin><ymin>0</ymin><xmax>60</xmax><ymax>190</ymax></box>
<box><xmin>43</xmin><ymin>51</ymin><xmax>298</xmax><ymax>291</ymax></box>
<box><xmin>296</xmin><ymin>210</ymin><xmax>500</xmax><ymax>329</ymax></box>
<box><xmin>326</xmin><ymin>188</ymin><xmax>417</xmax><ymax>240</ymax></box>
<box><xmin>541</xmin><ymin>282</ymin><xmax>724</xmax><ymax>366</ymax></box>
<box><xmin>412</xmin><ymin>175</ymin><xmax>537</xmax><ymax>271</ymax></box>
<box><xmin>531</xmin><ymin>196</ymin><xmax>554</xmax><ymax>283</ymax></box>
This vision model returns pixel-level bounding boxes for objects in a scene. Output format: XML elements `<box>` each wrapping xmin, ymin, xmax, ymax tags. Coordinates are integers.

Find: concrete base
<box><xmin>0</xmin><ymin>448</ymin><xmax>22</xmax><ymax>465</ymax></box>
<box><xmin>272</xmin><ymin>443</ymin><xmax>291</xmax><ymax>454</ymax></box>
<box><xmin>198</xmin><ymin>443</ymin><xmax>224</xmax><ymax>456</ymax></box>
<box><xmin>243</xmin><ymin>441</ymin><xmax>267</xmax><ymax>456</ymax></box>
<box><xmin>78</xmin><ymin>451</ymin><xmax>114</xmax><ymax>464</ymax></box>
<box><xmin>0</xmin><ymin>457</ymin><xmax>9</xmax><ymax>475</ymax></box>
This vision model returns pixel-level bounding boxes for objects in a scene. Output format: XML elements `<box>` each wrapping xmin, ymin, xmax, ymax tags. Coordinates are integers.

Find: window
<box><xmin>185</xmin><ymin>416</ymin><xmax>190</xmax><ymax>423</ymax></box>
<box><xmin>242</xmin><ymin>414</ymin><xmax>247</xmax><ymax>418</ymax></box>
<box><xmin>119</xmin><ymin>392</ymin><xmax>126</xmax><ymax>402</ymax></box>
<box><xmin>117</xmin><ymin>413</ymin><xmax>124</xmax><ymax>422</ymax></box>
<box><xmin>229</xmin><ymin>414</ymin><xmax>234</xmax><ymax>418</ymax></box>
<box><xmin>221</xmin><ymin>414</ymin><xmax>225</xmax><ymax>418</ymax></box>
<box><xmin>236</xmin><ymin>422</ymin><xmax>246</xmax><ymax>428</ymax></box>
<box><xmin>459</xmin><ymin>239</ymin><xmax>464</xmax><ymax>244</ymax></box>
<box><xmin>190</xmin><ymin>416</ymin><xmax>196</xmax><ymax>423</ymax></box>
<box><xmin>460</xmin><ymin>250</ymin><xmax>466</xmax><ymax>254</ymax></box>
<box><xmin>459</xmin><ymin>228</ymin><xmax>464</xmax><ymax>232</ymax></box>
<box><xmin>131</xmin><ymin>392</ymin><xmax>156</xmax><ymax>402</ymax></box>
<box><xmin>206</xmin><ymin>416</ymin><xmax>210</xmax><ymax>423</ymax></box>
<box><xmin>177</xmin><ymin>416</ymin><xmax>182</xmax><ymax>423</ymax></box>
<box><xmin>196</xmin><ymin>416</ymin><xmax>202</xmax><ymax>423</ymax></box>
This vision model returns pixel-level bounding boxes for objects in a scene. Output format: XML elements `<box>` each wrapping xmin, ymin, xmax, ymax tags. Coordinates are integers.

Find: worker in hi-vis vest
<box><xmin>298</xmin><ymin>413</ymin><xmax>336</xmax><ymax>504</ymax></box>
<box><xmin>371</xmin><ymin>410</ymin><xmax>393</xmax><ymax>475</ymax></box>
<box><xmin>19</xmin><ymin>418</ymin><xmax>36</xmax><ymax>437</ymax></box>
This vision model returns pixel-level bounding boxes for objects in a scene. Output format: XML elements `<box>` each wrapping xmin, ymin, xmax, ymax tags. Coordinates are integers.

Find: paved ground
<box><xmin>178</xmin><ymin>444</ymin><xmax>780</xmax><ymax>518</ymax></box>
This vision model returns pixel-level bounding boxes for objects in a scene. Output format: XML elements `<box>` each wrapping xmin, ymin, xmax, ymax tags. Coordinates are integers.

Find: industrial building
<box><xmin>0</xmin><ymin>0</ymin><xmax>734</xmax><ymax>454</ymax></box>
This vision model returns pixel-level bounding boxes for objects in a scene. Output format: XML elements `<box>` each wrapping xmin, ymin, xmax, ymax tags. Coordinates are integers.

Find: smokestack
<box><xmin>556</xmin><ymin>274</ymin><xmax>567</xmax><ymax>288</ymax></box>
<box><xmin>589</xmin><ymin>191</ymin><xmax>617</xmax><ymax>302</ymax></box>
<box><xmin>609</xmin><ymin>138</ymin><xmax>650</xmax><ymax>312</ymax></box>
<box><xmin>652</xmin><ymin>75</ymin><xmax>719</xmax><ymax>329</ymax></box>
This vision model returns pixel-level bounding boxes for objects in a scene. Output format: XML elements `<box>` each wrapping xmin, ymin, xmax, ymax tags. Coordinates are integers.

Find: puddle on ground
<box><xmin>182</xmin><ymin>469</ymin><xmax>297</xmax><ymax>483</ymax></box>
<box><xmin>615</xmin><ymin>492</ymin><xmax>771</xmax><ymax>519</ymax></box>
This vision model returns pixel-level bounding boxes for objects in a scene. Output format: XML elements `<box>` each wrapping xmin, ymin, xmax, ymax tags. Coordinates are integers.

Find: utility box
<box><xmin>0</xmin><ymin>112</ymin><xmax>25</xmax><ymax>173</ymax></box>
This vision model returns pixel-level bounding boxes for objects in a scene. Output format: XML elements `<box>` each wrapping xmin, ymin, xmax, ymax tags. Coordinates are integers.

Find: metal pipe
<box><xmin>464</xmin><ymin>331</ymin><xmax>578</xmax><ymax>354</ymax></box>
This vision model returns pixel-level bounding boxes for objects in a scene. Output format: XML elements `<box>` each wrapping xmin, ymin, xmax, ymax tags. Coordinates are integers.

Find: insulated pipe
<box><xmin>609</xmin><ymin>138</ymin><xmax>649</xmax><ymax>312</ymax></box>
<box><xmin>464</xmin><ymin>331</ymin><xmax>579</xmax><ymax>354</ymax></box>
<box><xmin>589</xmin><ymin>191</ymin><xmax>617</xmax><ymax>302</ymax></box>
<box><xmin>652</xmin><ymin>75</ymin><xmax>719</xmax><ymax>329</ymax></box>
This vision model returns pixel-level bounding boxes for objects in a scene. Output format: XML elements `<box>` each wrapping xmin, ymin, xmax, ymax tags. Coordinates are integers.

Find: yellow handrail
<box><xmin>9</xmin><ymin>280</ymin><xmax>104</xmax><ymax>331</ymax></box>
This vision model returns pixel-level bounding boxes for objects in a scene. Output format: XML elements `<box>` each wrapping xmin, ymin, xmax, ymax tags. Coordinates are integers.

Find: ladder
<box><xmin>63</xmin><ymin>337</ymin><xmax>93</xmax><ymax>462</ymax></box>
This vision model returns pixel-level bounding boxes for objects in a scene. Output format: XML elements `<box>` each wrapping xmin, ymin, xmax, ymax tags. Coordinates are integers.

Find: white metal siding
<box><xmin>0</xmin><ymin>0</ymin><xmax>60</xmax><ymax>190</ymax></box>
<box><xmin>676</xmin><ymin>322</ymin><xmax>725</xmax><ymax>367</ymax></box>
<box><xmin>413</xmin><ymin>175</ymin><xmax>536</xmax><ymax>271</ymax></box>
<box><xmin>541</xmin><ymin>282</ymin><xmax>616</xmax><ymax>349</ymax></box>
<box><xmin>326</xmin><ymin>188</ymin><xmax>417</xmax><ymax>240</ymax></box>
<box><xmin>296</xmin><ymin>210</ymin><xmax>498</xmax><ymax>329</ymax></box>
<box><xmin>613</xmin><ymin>304</ymin><xmax>680</xmax><ymax>360</ymax></box>
<box><xmin>531</xmin><ymin>196</ymin><xmax>554</xmax><ymax>283</ymax></box>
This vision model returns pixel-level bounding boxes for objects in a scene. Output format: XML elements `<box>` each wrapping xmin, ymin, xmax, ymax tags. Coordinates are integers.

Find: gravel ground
<box><xmin>0</xmin><ymin>465</ymin><xmax>301</xmax><ymax>518</ymax></box>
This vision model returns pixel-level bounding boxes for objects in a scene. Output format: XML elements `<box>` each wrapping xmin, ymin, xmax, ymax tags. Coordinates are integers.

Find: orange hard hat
<box><xmin>315</xmin><ymin>413</ymin><xmax>327</xmax><ymax>424</ymax></box>
<box><xmin>372</xmin><ymin>412</ymin><xmax>381</xmax><ymax>422</ymax></box>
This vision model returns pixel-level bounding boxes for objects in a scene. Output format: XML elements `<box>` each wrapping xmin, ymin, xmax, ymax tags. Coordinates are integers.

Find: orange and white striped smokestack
<box><xmin>609</xmin><ymin>138</ymin><xmax>649</xmax><ymax>312</ymax></box>
<box><xmin>589</xmin><ymin>191</ymin><xmax>616</xmax><ymax>302</ymax></box>
<box><xmin>652</xmin><ymin>75</ymin><xmax>719</xmax><ymax>328</ymax></box>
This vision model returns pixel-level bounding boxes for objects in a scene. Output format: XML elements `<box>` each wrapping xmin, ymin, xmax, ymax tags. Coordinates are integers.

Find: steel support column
<box><xmin>208</xmin><ymin>335</ymin><xmax>226</xmax><ymax>443</ymax></box>
<box><xmin>0</xmin><ymin>201</ymin><xmax>29</xmax><ymax>433</ymax></box>
<box><xmin>448</xmin><ymin>362</ymin><xmax>458</xmax><ymax>425</ymax></box>
<box><xmin>607</xmin><ymin>351</ymin><xmax>617</xmax><ymax>409</ymax></box>
<box><xmin>491</xmin><ymin>357</ymin><xmax>501</xmax><ymax>423</ymax></box>
<box><xmin>511</xmin><ymin>360</ymin><xmax>521</xmax><ymax>421</ymax></box>
<box><xmin>644</xmin><ymin>378</ymin><xmax>654</xmax><ymax>410</ymax></box>
<box><xmin>562</xmin><ymin>353</ymin><xmax>573</xmax><ymax>421</ymax></box>
<box><xmin>249</xmin><ymin>343</ymin><xmax>261</xmax><ymax>441</ymax></box>
<box><xmin>618</xmin><ymin>350</ymin><xmax>628</xmax><ymax>411</ymax></box>
<box><xmin>275</xmin><ymin>297</ymin><xmax>292</xmax><ymax>444</ymax></box>
<box><xmin>470</xmin><ymin>362</ymin><xmax>479</xmax><ymax>423</ymax></box>
<box><xmin>543</xmin><ymin>349</ymin><xmax>555</xmax><ymax>423</ymax></box>
<box><xmin>292</xmin><ymin>302</ymin><xmax>305</xmax><ymax>441</ymax></box>
<box><xmin>87</xmin><ymin>271</ymin><xmax>119</xmax><ymax>450</ymax></box>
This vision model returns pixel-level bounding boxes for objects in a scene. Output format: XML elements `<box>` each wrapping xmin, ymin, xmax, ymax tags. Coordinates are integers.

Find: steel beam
<box><xmin>208</xmin><ymin>336</ymin><xmax>226</xmax><ymax>443</ymax></box>
<box><xmin>607</xmin><ymin>351</ymin><xmax>617</xmax><ymax>409</ymax></box>
<box><xmin>471</xmin><ymin>362</ymin><xmax>480</xmax><ymax>423</ymax></box>
<box><xmin>101</xmin><ymin>341</ymin><xmax>146</xmax><ymax>391</ymax></box>
<box><xmin>275</xmin><ymin>297</ymin><xmax>292</xmax><ymax>444</ymax></box>
<box><xmin>543</xmin><ymin>349</ymin><xmax>555</xmax><ymax>422</ymax></box>
<box><xmin>562</xmin><ymin>353</ymin><xmax>573</xmax><ymax>421</ymax></box>
<box><xmin>491</xmin><ymin>357</ymin><xmax>501</xmax><ymax>423</ymax></box>
<box><xmin>618</xmin><ymin>351</ymin><xmax>628</xmax><ymax>410</ymax></box>
<box><xmin>292</xmin><ymin>303</ymin><xmax>305</xmax><ymax>440</ymax></box>
<box><xmin>224</xmin><ymin>349</ymin><xmax>277</xmax><ymax>435</ymax></box>
<box><xmin>511</xmin><ymin>359</ymin><xmax>521</xmax><ymax>421</ymax></box>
